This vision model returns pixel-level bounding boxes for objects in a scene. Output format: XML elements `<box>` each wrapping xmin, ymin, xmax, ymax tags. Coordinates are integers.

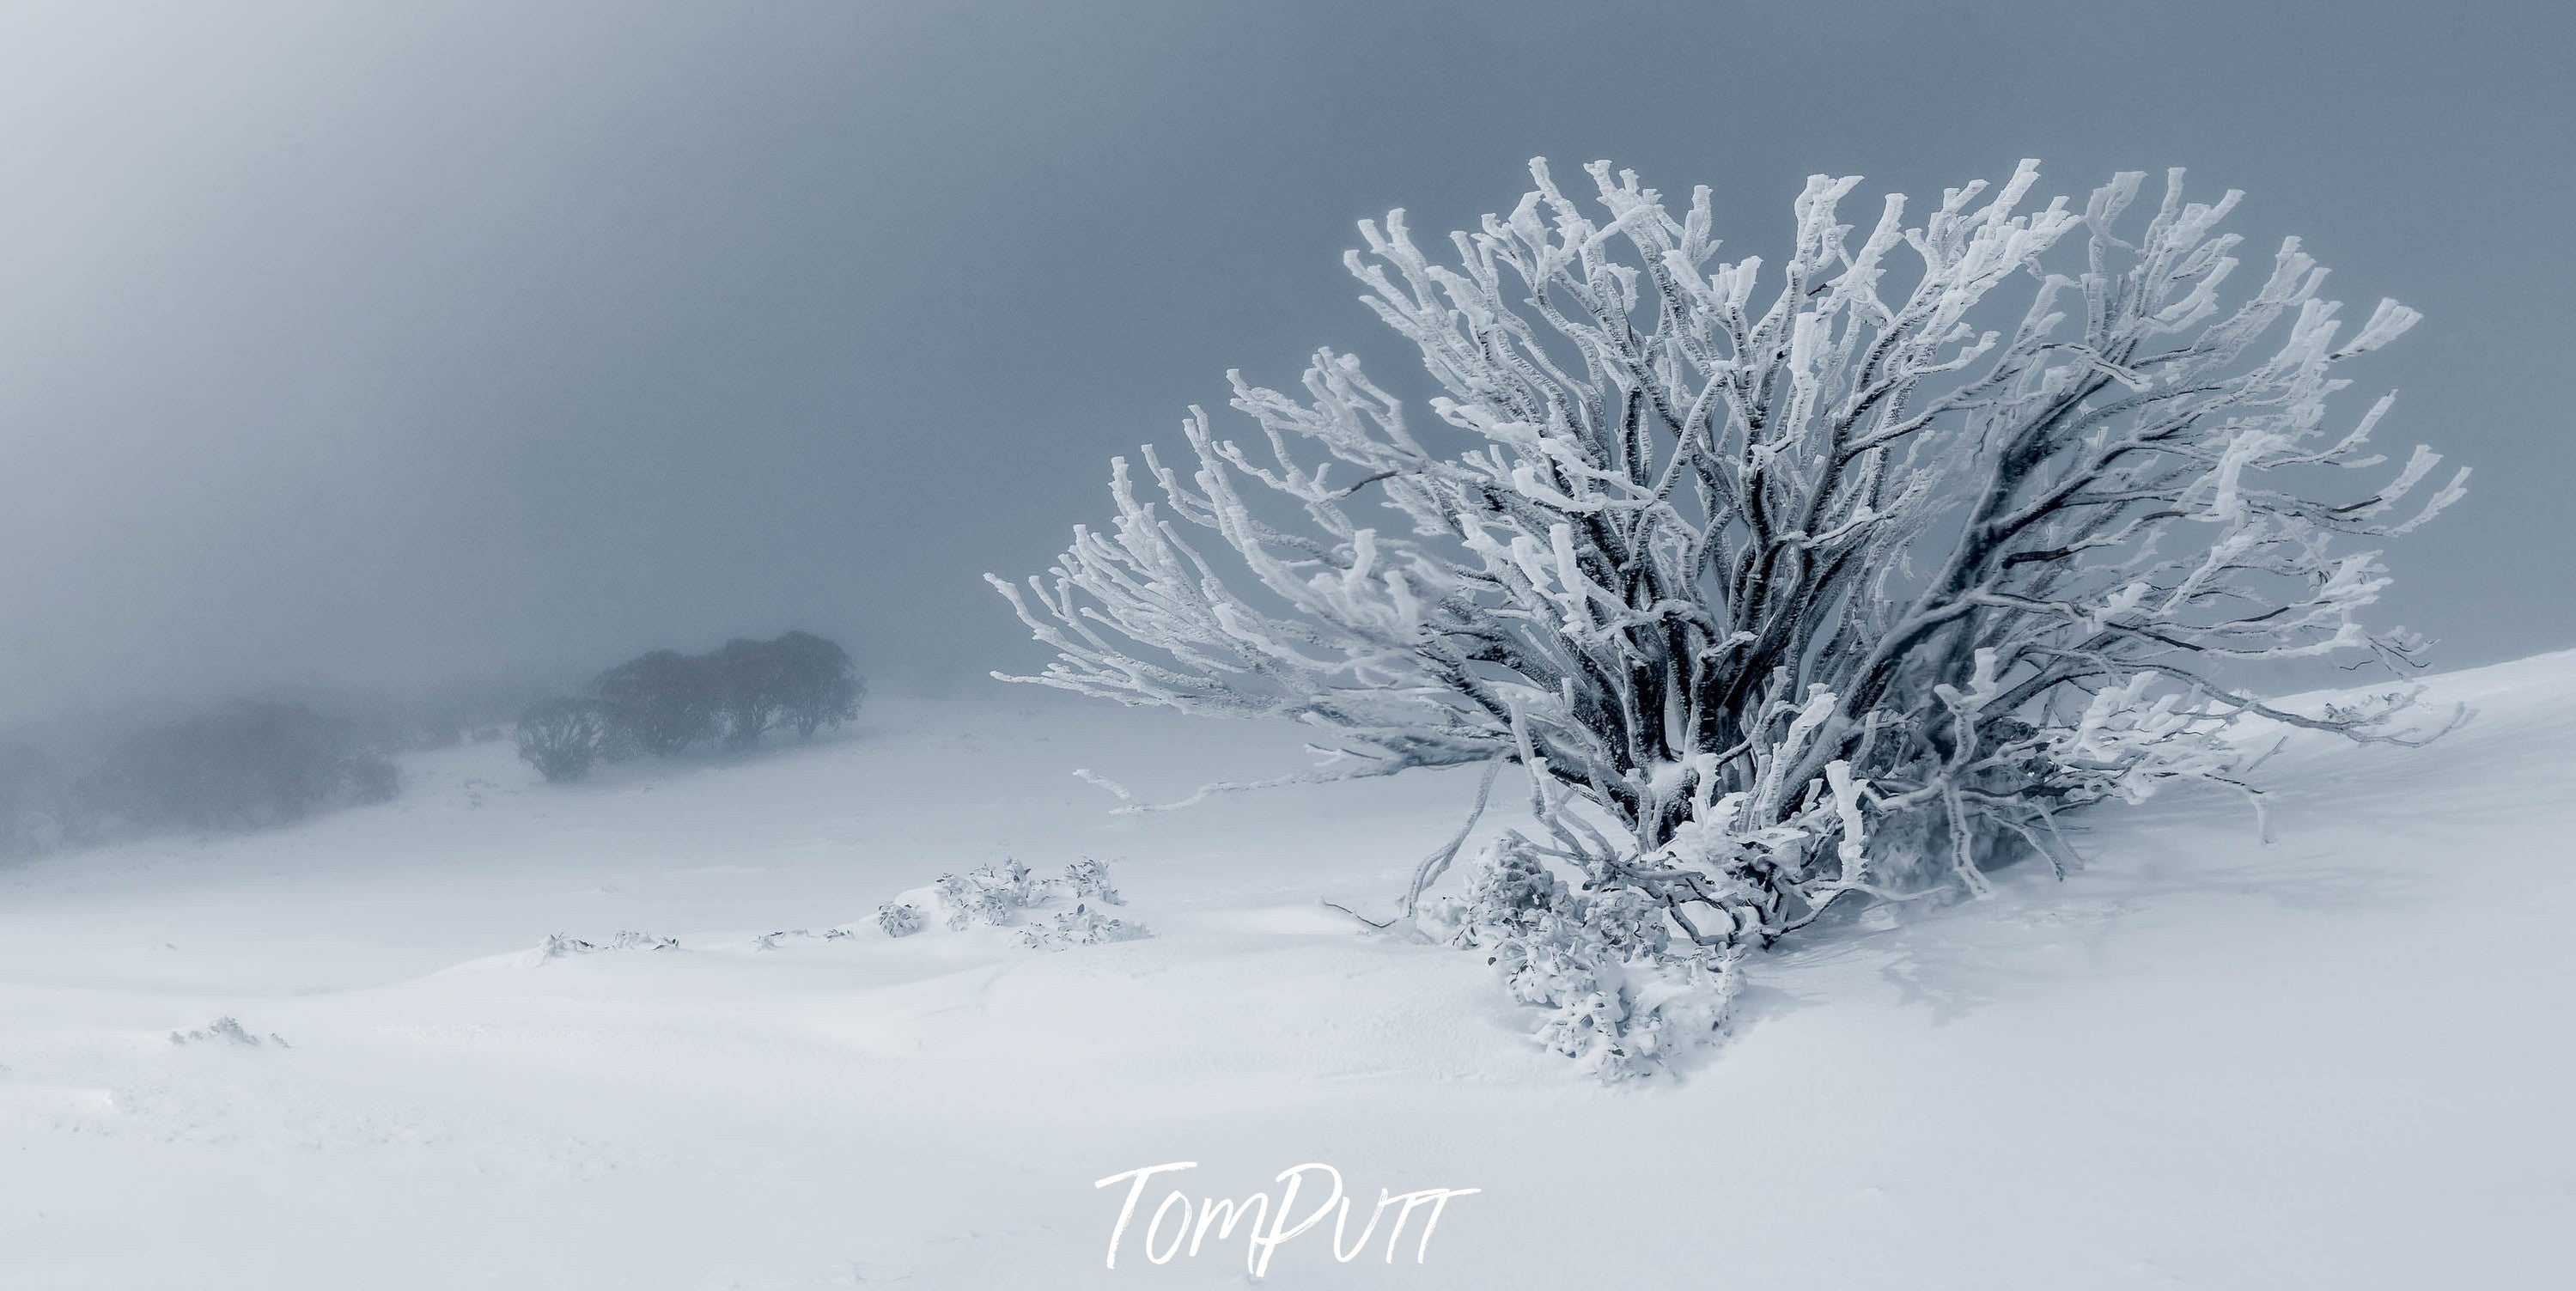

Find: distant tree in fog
<box><xmin>79</xmin><ymin>701</ymin><xmax>399</xmax><ymax>833</ymax></box>
<box><xmin>344</xmin><ymin>749</ymin><xmax>401</xmax><ymax>807</ymax></box>
<box><xmin>710</xmin><ymin>637</ymin><xmax>789</xmax><ymax>749</ymax></box>
<box><xmin>0</xmin><ymin>742</ymin><xmax>61</xmax><ymax>856</ymax></box>
<box><xmin>591</xmin><ymin>650</ymin><xmax>718</xmax><ymax>758</ymax></box>
<box><xmin>539</xmin><ymin>633</ymin><xmax>862</xmax><ymax>774</ymax></box>
<box><xmin>768</xmin><ymin>630</ymin><xmax>864</xmax><ymax>738</ymax></box>
<box><xmin>515</xmin><ymin>697</ymin><xmax>606</xmax><ymax>782</ymax></box>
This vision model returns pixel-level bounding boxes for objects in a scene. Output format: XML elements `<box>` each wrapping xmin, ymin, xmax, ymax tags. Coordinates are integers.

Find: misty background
<box><xmin>4</xmin><ymin>0</ymin><xmax>2569</xmax><ymax>730</ymax></box>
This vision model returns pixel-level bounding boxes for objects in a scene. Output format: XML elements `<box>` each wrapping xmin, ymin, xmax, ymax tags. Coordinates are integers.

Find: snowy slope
<box><xmin>3</xmin><ymin>655</ymin><xmax>2571</xmax><ymax>1288</ymax></box>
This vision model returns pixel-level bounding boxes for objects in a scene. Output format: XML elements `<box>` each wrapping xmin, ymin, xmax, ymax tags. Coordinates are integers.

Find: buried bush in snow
<box><xmin>918</xmin><ymin>858</ymin><xmax>1145</xmax><ymax>948</ymax></box>
<box><xmin>1422</xmin><ymin>838</ymin><xmax>1739</xmax><ymax>1080</ymax></box>
<box><xmin>876</xmin><ymin>902</ymin><xmax>926</xmax><ymax>938</ymax></box>
<box><xmin>930</xmin><ymin>858</ymin><xmax>1107</xmax><ymax>930</ymax></box>
<box><xmin>534</xmin><ymin>930</ymin><xmax>680</xmax><ymax>959</ymax></box>
<box><xmin>170</xmin><ymin>1016</ymin><xmax>289</xmax><ymax>1048</ymax></box>
<box><xmin>995</xmin><ymin>159</ymin><xmax>2464</xmax><ymax>1075</ymax></box>
<box><xmin>932</xmin><ymin>859</ymin><xmax>1049</xmax><ymax>930</ymax></box>
<box><xmin>753</xmin><ymin>928</ymin><xmax>860</xmax><ymax>950</ymax></box>
<box><xmin>1060</xmin><ymin>857</ymin><xmax>1124</xmax><ymax>905</ymax></box>
<box><xmin>1018</xmin><ymin>904</ymin><xmax>1148</xmax><ymax>950</ymax></box>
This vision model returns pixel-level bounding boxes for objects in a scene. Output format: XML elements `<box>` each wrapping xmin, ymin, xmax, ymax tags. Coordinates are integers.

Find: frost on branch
<box><xmin>994</xmin><ymin>159</ymin><xmax>2465</xmax><ymax>1073</ymax></box>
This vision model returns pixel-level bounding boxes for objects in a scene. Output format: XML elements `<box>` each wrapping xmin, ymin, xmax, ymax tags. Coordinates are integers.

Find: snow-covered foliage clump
<box><xmin>1422</xmin><ymin>838</ymin><xmax>1739</xmax><ymax>1079</ymax></box>
<box><xmin>921</xmin><ymin>858</ymin><xmax>1146</xmax><ymax>949</ymax></box>
<box><xmin>931</xmin><ymin>859</ymin><xmax>1052</xmax><ymax>930</ymax></box>
<box><xmin>168</xmin><ymin>1016</ymin><xmax>289</xmax><ymax>1048</ymax></box>
<box><xmin>875</xmin><ymin>901</ymin><xmax>925</xmax><ymax>938</ymax></box>
<box><xmin>534</xmin><ymin>930</ymin><xmax>679</xmax><ymax>960</ymax></box>
<box><xmin>753</xmin><ymin>927</ymin><xmax>859</xmax><ymax>950</ymax></box>
<box><xmin>995</xmin><ymin>159</ymin><xmax>2465</xmax><ymax>1074</ymax></box>
<box><xmin>1058</xmin><ymin>856</ymin><xmax>1124</xmax><ymax>904</ymax></box>
<box><xmin>1015</xmin><ymin>905</ymin><xmax>1147</xmax><ymax>950</ymax></box>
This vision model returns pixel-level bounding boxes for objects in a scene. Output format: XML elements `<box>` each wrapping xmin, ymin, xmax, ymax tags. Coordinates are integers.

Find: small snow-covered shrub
<box><xmin>915</xmin><ymin>858</ymin><xmax>1149</xmax><ymax>948</ymax></box>
<box><xmin>1020</xmin><ymin>904</ymin><xmax>1148</xmax><ymax>951</ymax></box>
<box><xmin>1061</xmin><ymin>857</ymin><xmax>1125</xmax><ymax>905</ymax></box>
<box><xmin>996</xmin><ymin>159</ymin><xmax>2465</xmax><ymax>1076</ymax></box>
<box><xmin>876</xmin><ymin>902</ymin><xmax>925</xmax><ymax>938</ymax></box>
<box><xmin>535</xmin><ymin>930</ymin><xmax>679</xmax><ymax>959</ymax></box>
<box><xmin>170</xmin><ymin>1016</ymin><xmax>288</xmax><ymax>1047</ymax></box>
<box><xmin>1423</xmin><ymin>838</ymin><xmax>1739</xmax><ymax>1080</ymax></box>
<box><xmin>933</xmin><ymin>859</ymin><xmax>1051</xmax><ymax>930</ymax></box>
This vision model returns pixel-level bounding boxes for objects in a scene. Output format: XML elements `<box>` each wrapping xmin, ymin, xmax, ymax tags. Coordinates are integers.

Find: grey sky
<box><xmin>3</xmin><ymin>0</ymin><xmax>2568</xmax><ymax>721</ymax></box>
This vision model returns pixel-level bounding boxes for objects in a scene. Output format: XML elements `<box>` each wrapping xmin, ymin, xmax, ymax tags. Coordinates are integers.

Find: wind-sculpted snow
<box><xmin>0</xmin><ymin>659</ymin><xmax>2569</xmax><ymax>1287</ymax></box>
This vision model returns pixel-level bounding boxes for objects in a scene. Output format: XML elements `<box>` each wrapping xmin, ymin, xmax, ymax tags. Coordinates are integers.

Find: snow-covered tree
<box><xmin>992</xmin><ymin>160</ymin><xmax>2463</xmax><ymax>1069</ymax></box>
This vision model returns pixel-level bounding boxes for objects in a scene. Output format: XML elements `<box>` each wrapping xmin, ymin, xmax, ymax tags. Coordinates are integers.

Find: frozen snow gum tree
<box><xmin>993</xmin><ymin>160</ymin><xmax>2465</xmax><ymax>1076</ymax></box>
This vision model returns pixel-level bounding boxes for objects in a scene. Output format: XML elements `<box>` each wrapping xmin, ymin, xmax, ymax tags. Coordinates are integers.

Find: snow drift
<box><xmin>0</xmin><ymin>652</ymin><xmax>2568</xmax><ymax>1288</ymax></box>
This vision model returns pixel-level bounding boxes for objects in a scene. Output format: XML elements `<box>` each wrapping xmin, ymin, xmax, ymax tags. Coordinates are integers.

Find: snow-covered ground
<box><xmin>3</xmin><ymin>655</ymin><xmax>2571</xmax><ymax>1288</ymax></box>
